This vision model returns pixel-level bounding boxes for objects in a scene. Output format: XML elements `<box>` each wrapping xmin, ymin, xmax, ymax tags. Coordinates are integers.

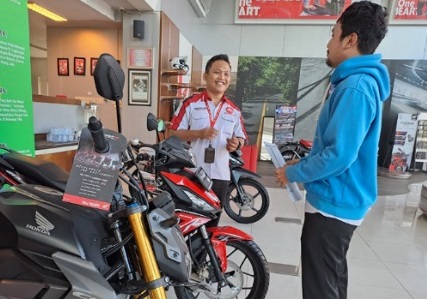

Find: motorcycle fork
<box><xmin>231</xmin><ymin>178</ymin><xmax>248</xmax><ymax>205</ymax></box>
<box><xmin>230</xmin><ymin>172</ymin><xmax>245</xmax><ymax>205</ymax></box>
<box><xmin>199</xmin><ymin>225</ymin><xmax>227</xmax><ymax>287</ymax></box>
<box><xmin>127</xmin><ymin>204</ymin><xmax>167</xmax><ymax>299</ymax></box>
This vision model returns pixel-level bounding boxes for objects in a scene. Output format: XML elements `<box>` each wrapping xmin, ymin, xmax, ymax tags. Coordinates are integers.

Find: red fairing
<box><xmin>160</xmin><ymin>171</ymin><xmax>221</xmax><ymax>209</ymax></box>
<box><xmin>176</xmin><ymin>211</ymin><xmax>211</xmax><ymax>235</ymax></box>
<box><xmin>300</xmin><ymin>139</ymin><xmax>313</xmax><ymax>148</ymax></box>
<box><xmin>207</xmin><ymin>226</ymin><xmax>253</xmax><ymax>272</ymax></box>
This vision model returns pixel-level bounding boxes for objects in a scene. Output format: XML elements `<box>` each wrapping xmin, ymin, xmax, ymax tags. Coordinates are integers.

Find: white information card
<box><xmin>264</xmin><ymin>142</ymin><xmax>303</xmax><ymax>202</ymax></box>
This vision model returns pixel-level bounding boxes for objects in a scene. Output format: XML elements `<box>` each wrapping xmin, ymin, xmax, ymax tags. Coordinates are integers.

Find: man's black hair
<box><xmin>337</xmin><ymin>1</ymin><xmax>388</xmax><ymax>54</ymax></box>
<box><xmin>205</xmin><ymin>54</ymin><xmax>231</xmax><ymax>73</ymax></box>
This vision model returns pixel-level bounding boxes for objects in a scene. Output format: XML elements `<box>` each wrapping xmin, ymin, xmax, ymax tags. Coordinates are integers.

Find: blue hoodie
<box><xmin>286</xmin><ymin>54</ymin><xmax>390</xmax><ymax>220</ymax></box>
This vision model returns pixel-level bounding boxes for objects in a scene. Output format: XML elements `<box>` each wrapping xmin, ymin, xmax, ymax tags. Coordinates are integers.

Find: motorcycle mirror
<box><xmin>93</xmin><ymin>53</ymin><xmax>125</xmax><ymax>133</ymax></box>
<box><xmin>147</xmin><ymin>112</ymin><xmax>159</xmax><ymax>132</ymax></box>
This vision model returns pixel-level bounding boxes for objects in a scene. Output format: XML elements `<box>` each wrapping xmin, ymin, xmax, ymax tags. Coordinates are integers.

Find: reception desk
<box><xmin>35</xmin><ymin>139</ymin><xmax>78</xmax><ymax>172</ymax></box>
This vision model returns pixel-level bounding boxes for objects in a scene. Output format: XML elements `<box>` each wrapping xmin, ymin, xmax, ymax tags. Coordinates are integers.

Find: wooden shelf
<box><xmin>163</xmin><ymin>83</ymin><xmax>195</xmax><ymax>91</ymax></box>
<box><xmin>33</xmin><ymin>94</ymin><xmax>81</xmax><ymax>106</ymax></box>
<box><xmin>160</xmin><ymin>96</ymin><xmax>185</xmax><ymax>101</ymax></box>
<box><xmin>161</xmin><ymin>69</ymin><xmax>187</xmax><ymax>76</ymax></box>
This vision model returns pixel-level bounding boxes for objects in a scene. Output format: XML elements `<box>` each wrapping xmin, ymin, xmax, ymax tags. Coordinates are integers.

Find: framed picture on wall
<box><xmin>57</xmin><ymin>58</ymin><xmax>69</xmax><ymax>76</ymax></box>
<box><xmin>128</xmin><ymin>69</ymin><xmax>151</xmax><ymax>106</ymax></box>
<box><xmin>74</xmin><ymin>57</ymin><xmax>86</xmax><ymax>76</ymax></box>
<box><xmin>90</xmin><ymin>58</ymin><xmax>98</xmax><ymax>76</ymax></box>
<box><xmin>127</xmin><ymin>47</ymin><xmax>153</xmax><ymax>69</ymax></box>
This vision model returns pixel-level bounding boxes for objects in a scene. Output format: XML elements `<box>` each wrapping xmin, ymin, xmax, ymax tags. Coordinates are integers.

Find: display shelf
<box><xmin>33</xmin><ymin>94</ymin><xmax>81</xmax><ymax>106</ymax></box>
<box><xmin>161</xmin><ymin>69</ymin><xmax>187</xmax><ymax>76</ymax></box>
<box><xmin>416</xmin><ymin>137</ymin><xmax>427</xmax><ymax>141</ymax></box>
<box><xmin>415</xmin><ymin>149</ymin><xmax>427</xmax><ymax>152</ymax></box>
<box><xmin>162</xmin><ymin>83</ymin><xmax>195</xmax><ymax>91</ymax></box>
<box><xmin>160</xmin><ymin>96</ymin><xmax>185</xmax><ymax>101</ymax></box>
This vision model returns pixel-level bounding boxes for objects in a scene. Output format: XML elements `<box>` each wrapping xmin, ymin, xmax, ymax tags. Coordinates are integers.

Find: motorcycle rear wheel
<box><xmin>174</xmin><ymin>240</ymin><xmax>269</xmax><ymax>299</ymax></box>
<box><xmin>224</xmin><ymin>178</ymin><xmax>270</xmax><ymax>224</ymax></box>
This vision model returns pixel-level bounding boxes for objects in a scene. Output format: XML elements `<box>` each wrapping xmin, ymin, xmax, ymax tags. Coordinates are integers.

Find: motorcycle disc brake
<box><xmin>203</xmin><ymin>261</ymin><xmax>243</xmax><ymax>299</ymax></box>
<box><xmin>235</xmin><ymin>193</ymin><xmax>254</xmax><ymax>211</ymax></box>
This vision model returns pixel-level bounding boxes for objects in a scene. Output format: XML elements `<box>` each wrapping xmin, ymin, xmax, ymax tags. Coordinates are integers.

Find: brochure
<box><xmin>264</xmin><ymin>142</ymin><xmax>303</xmax><ymax>202</ymax></box>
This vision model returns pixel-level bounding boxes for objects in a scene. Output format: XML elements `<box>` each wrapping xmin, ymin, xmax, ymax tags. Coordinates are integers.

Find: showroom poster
<box><xmin>0</xmin><ymin>0</ymin><xmax>34</xmax><ymax>156</ymax></box>
<box><xmin>235</xmin><ymin>0</ymin><xmax>352</xmax><ymax>23</ymax></box>
<box><xmin>62</xmin><ymin>128</ymin><xmax>126</xmax><ymax>211</ymax></box>
<box><xmin>389</xmin><ymin>113</ymin><xmax>418</xmax><ymax>173</ymax></box>
<box><xmin>273</xmin><ymin>105</ymin><xmax>297</xmax><ymax>145</ymax></box>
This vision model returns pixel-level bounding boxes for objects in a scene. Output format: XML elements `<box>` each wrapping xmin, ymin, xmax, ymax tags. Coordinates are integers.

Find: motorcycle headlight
<box><xmin>183</xmin><ymin>190</ymin><xmax>216</xmax><ymax>213</ymax></box>
<box><xmin>185</xmin><ymin>148</ymin><xmax>197</xmax><ymax>166</ymax></box>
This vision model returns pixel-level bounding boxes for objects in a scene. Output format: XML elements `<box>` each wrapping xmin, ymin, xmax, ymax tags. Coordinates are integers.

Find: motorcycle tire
<box><xmin>174</xmin><ymin>240</ymin><xmax>269</xmax><ymax>299</ymax></box>
<box><xmin>224</xmin><ymin>178</ymin><xmax>270</xmax><ymax>224</ymax></box>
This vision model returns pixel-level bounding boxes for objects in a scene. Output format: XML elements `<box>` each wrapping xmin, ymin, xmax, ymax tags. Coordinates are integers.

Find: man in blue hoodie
<box><xmin>276</xmin><ymin>1</ymin><xmax>390</xmax><ymax>298</ymax></box>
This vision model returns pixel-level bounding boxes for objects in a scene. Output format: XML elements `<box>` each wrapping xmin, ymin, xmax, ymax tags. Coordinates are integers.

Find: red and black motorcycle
<box><xmin>127</xmin><ymin>125</ymin><xmax>270</xmax><ymax>298</ymax></box>
<box><xmin>130</xmin><ymin>113</ymin><xmax>270</xmax><ymax>224</ymax></box>
<box><xmin>1</xmin><ymin>55</ymin><xmax>270</xmax><ymax>298</ymax></box>
<box><xmin>0</xmin><ymin>54</ymin><xmax>191</xmax><ymax>299</ymax></box>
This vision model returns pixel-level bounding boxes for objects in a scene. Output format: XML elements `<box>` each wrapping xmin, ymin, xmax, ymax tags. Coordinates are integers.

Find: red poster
<box><xmin>236</xmin><ymin>0</ymin><xmax>352</xmax><ymax>23</ymax></box>
<box><xmin>394</xmin><ymin>0</ymin><xmax>427</xmax><ymax>20</ymax></box>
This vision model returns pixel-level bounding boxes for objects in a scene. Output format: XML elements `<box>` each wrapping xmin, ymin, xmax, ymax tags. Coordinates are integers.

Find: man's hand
<box><xmin>226</xmin><ymin>137</ymin><xmax>240</xmax><ymax>152</ymax></box>
<box><xmin>286</xmin><ymin>159</ymin><xmax>300</xmax><ymax>166</ymax></box>
<box><xmin>275</xmin><ymin>166</ymin><xmax>289</xmax><ymax>187</ymax></box>
<box><xmin>200</xmin><ymin>127</ymin><xmax>218</xmax><ymax>141</ymax></box>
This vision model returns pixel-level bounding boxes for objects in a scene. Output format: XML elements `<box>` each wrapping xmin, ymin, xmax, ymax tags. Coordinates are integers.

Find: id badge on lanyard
<box><xmin>203</xmin><ymin>98</ymin><xmax>224</xmax><ymax>164</ymax></box>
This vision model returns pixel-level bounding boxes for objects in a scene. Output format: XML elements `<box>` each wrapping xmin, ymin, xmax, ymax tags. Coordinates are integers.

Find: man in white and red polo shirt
<box><xmin>169</xmin><ymin>54</ymin><xmax>246</xmax><ymax>204</ymax></box>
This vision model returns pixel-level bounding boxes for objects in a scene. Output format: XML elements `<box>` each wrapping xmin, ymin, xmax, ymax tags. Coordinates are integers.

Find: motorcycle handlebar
<box><xmin>88</xmin><ymin>116</ymin><xmax>110</xmax><ymax>153</ymax></box>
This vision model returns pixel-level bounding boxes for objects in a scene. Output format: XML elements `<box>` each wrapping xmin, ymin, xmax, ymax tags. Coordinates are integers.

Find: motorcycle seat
<box><xmin>3</xmin><ymin>152</ymin><xmax>69</xmax><ymax>192</ymax></box>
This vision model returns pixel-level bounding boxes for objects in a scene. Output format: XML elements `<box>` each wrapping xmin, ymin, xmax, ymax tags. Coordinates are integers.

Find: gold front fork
<box><xmin>128</xmin><ymin>205</ymin><xmax>167</xmax><ymax>299</ymax></box>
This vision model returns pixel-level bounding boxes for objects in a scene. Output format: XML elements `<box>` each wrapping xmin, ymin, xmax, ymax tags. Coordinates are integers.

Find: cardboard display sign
<box><xmin>63</xmin><ymin>128</ymin><xmax>126</xmax><ymax>211</ymax></box>
<box><xmin>389</xmin><ymin>113</ymin><xmax>418</xmax><ymax>173</ymax></box>
<box><xmin>273</xmin><ymin>105</ymin><xmax>297</xmax><ymax>145</ymax></box>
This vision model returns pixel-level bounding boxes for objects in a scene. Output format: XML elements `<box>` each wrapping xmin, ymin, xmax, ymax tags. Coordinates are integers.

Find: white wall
<box><xmin>121</xmin><ymin>11</ymin><xmax>161</xmax><ymax>144</ymax></box>
<box><xmin>162</xmin><ymin>0</ymin><xmax>427</xmax><ymax>60</ymax></box>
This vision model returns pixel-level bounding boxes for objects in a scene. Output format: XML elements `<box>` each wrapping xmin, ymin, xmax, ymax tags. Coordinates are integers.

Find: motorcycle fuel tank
<box><xmin>0</xmin><ymin>184</ymin><xmax>109</xmax><ymax>271</ymax></box>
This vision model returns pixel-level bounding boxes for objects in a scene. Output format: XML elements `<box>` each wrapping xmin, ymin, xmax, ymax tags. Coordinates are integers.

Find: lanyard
<box><xmin>204</xmin><ymin>96</ymin><xmax>225</xmax><ymax>128</ymax></box>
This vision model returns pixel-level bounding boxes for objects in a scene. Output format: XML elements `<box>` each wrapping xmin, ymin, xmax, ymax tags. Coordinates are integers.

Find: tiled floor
<box><xmin>168</xmin><ymin>163</ymin><xmax>427</xmax><ymax>298</ymax></box>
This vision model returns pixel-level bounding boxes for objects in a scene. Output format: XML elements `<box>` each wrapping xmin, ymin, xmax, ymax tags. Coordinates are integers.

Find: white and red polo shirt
<box><xmin>170</xmin><ymin>91</ymin><xmax>246</xmax><ymax>180</ymax></box>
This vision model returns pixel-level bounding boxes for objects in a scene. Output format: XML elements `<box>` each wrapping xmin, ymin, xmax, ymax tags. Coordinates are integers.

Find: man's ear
<box><xmin>346</xmin><ymin>32</ymin><xmax>358</xmax><ymax>48</ymax></box>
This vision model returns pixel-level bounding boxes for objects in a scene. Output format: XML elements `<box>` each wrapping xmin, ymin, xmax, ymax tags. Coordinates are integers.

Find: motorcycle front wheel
<box><xmin>174</xmin><ymin>240</ymin><xmax>270</xmax><ymax>299</ymax></box>
<box><xmin>224</xmin><ymin>178</ymin><xmax>270</xmax><ymax>224</ymax></box>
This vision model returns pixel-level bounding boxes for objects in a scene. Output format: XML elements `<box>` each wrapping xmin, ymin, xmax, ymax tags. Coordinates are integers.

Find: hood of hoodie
<box><xmin>330</xmin><ymin>54</ymin><xmax>390</xmax><ymax>102</ymax></box>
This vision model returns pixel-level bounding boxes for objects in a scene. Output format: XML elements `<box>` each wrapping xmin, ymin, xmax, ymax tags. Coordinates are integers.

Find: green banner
<box><xmin>0</xmin><ymin>0</ymin><xmax>34</xmax><ymax>156</ymax></box>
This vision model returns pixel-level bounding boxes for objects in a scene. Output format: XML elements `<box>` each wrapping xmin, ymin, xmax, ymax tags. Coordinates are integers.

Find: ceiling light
<box><xmin>28</xmin><ymin>2</ymin><xmax>67</xmax><ymax>22</ymax></box>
